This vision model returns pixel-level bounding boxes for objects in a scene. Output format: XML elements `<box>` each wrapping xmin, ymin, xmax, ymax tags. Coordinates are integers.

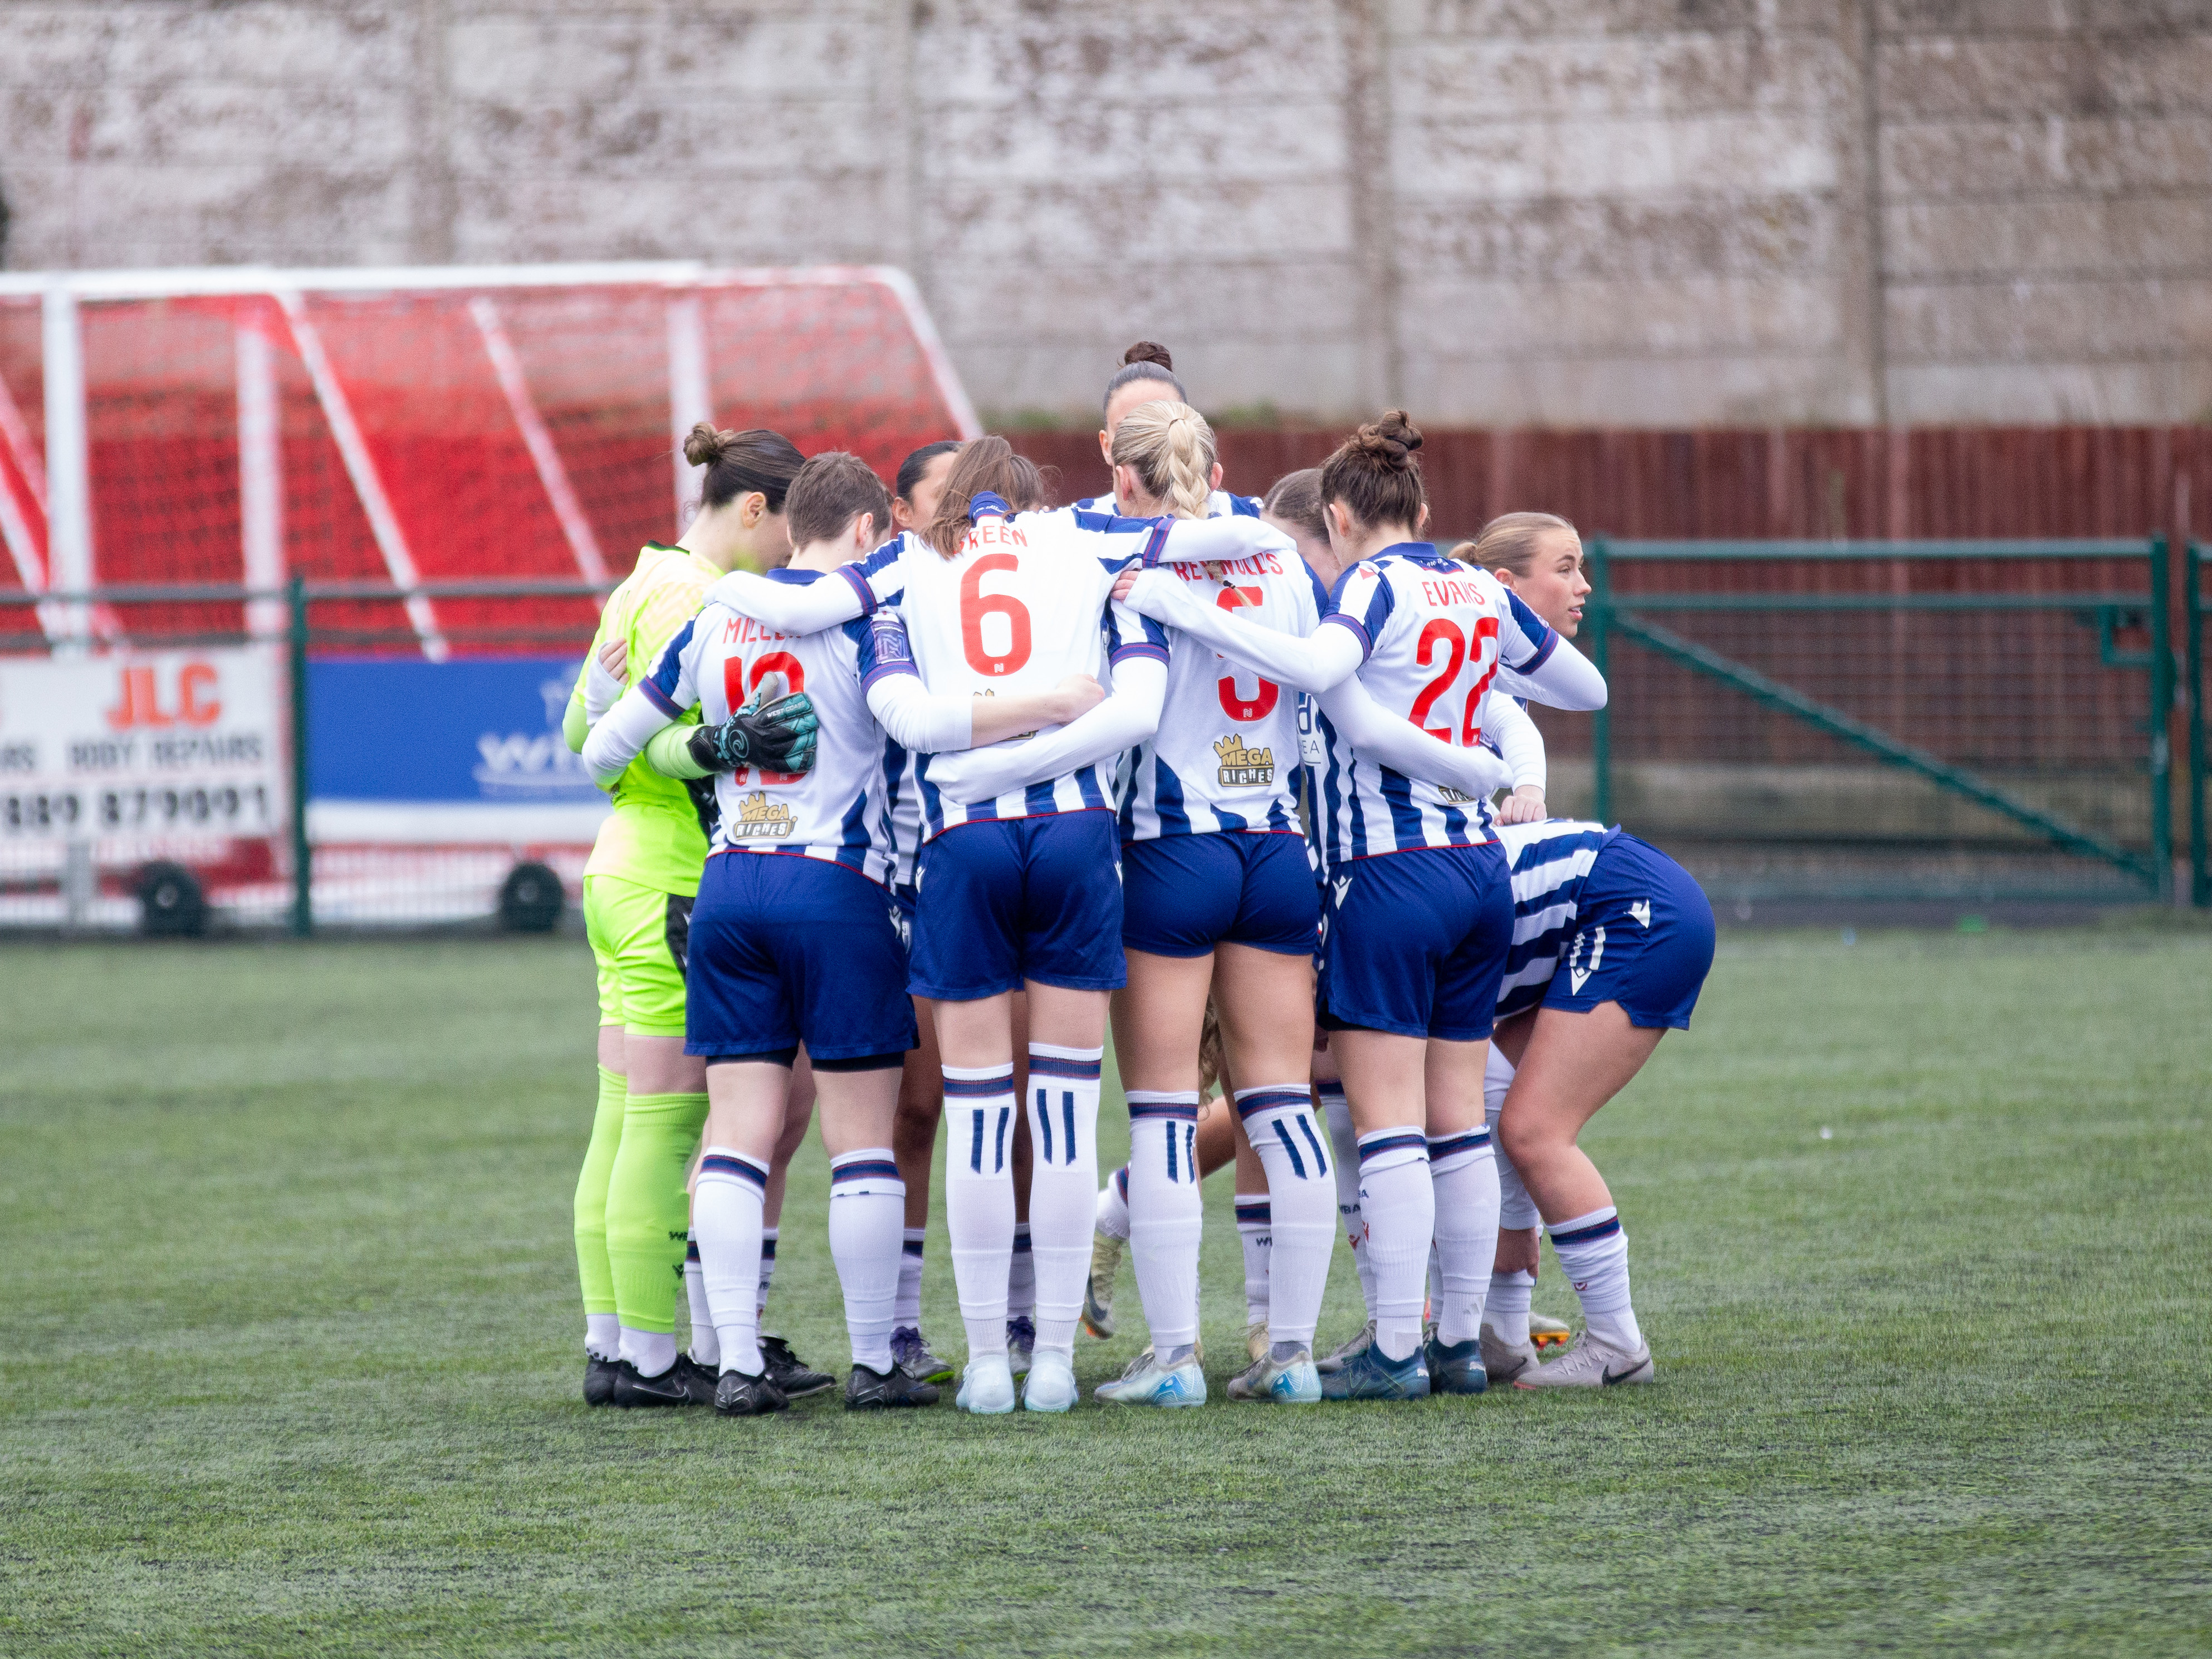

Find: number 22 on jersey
<box><xmin>1408</xmin><ymin>614</ymin><xmax>1500</xmax><ymax>746</ymax></box>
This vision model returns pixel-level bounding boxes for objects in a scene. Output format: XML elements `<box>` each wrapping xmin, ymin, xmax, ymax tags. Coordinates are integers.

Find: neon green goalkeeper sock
<box><xmin>604</xmin><ymin>1090</ymin><xmax>711</xmax><ymax>1335</ymax></box>
<box><xmin>572</xmin><ymin>1065</ymin><xmax>627</xmax><ymax>1326</ymax></box>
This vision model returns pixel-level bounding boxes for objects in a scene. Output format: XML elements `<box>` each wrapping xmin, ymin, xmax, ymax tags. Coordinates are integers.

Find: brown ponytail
<box><xmin>1261</xmin><ymin>468</ymin><xmax>1328</xmax><ymax>545</ymax></box>
<box><xmin>921</xmin><ymin>437</ymin><xmax>1049</xmax><ymax>557</ymax></box>
<box><xmin>683</xmin><ymin>423</ymin><xmax>804</xmax><ymax>513</ymax></box>
<box><xmin>1317</xmin><ymin>410</ymin><xmax>1425</xmax><ymax>539</ymax></box>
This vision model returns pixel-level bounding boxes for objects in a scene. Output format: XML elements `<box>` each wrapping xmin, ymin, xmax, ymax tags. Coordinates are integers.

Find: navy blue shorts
<box><xmin>1121</xmin><ymin>831</ymin><xmax>1318</xmax><ymax>958</ymax></box>
<box><xmin>1542</xmin><ymin>834</ymin><xmax>1715</xmax><ymax>1030</ymax></box>
<box><xmin>686</xmin><ymin>852</ymin><xmax>919</xmax><ymax>1061</ymax></box>
<box><xmin>1317</xmin><ymin>842</ymin><xmax>1514</xmax><ymax>1042</ymax></box>
<box><xmin>909</xmin><ymin>812</ymin><xmax>1126</xmax><ymax>1001</ymax></box>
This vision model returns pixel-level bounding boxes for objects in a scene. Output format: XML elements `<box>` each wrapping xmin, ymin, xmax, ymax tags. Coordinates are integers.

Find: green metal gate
<box><xmin>1580</xmin><ymin>538</ymin><xmax>2172</xmax><ymax>906</ymax></box>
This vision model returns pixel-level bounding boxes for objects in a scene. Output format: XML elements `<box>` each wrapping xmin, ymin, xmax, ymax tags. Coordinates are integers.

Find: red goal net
<box><xmin>0</xmin><ymin>263</ymin><xmax>980</xmax><ymax>655</ymax></box>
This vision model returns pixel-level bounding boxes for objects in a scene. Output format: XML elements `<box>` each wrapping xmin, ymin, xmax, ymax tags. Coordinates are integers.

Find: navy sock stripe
<box><xmin>831</xmin><ymin>1159</ymin><xmax>903</xmax><ymax>1183</ymax></box>
<box><xmin>1426</xmin><ymin>1130</ymin><xmax>1491</xmax><ymax>1161</ymax></box>
<box><xmin>1234</xmin><ymin>1088</ymin><xmax>1310</xmax><ymax>1122</ymax></box>
<box><xmin>1027</xmin><ymin>1054</ymin><xmax>1102</xmax><ymax>1080</ymax></box>
<box><xmin>1129</xmin><ymin>1101</ymin><xmax>1199</xmax><ymax>1122</ymax></box>
<box><xmin>946</xmin><ymin>1074</ymin><xmax>1014</xmax><ymax>1098</ymax></box>
<box><xmin>1549</xmin><ymin>1214</ymin><xmax>1623</xmax><ymax>1246</ymax></box>
<box><xmin>1235</xmin><ymin>1201</ymin><xmax>1271</xmax><ymax>1224</ymax></box>
<box><xmin>901</xmin><ymin>1239</ymin><xmax>926</xmax><ymax>1257</ymax></box>
<box><xmin>699</xmin><ymin>1153</ymin><xmax>769</xmax><ymax>1190</ymax></box>
<box><xmin>1357</xmin><ymin>1132</ymin><xmax>1428</xmax><ymax>1164</ymax></box>
<box><xmin>1270</xmin><ymin>1117</ymin><xmax>1309</xmax><ymax>1180</ymax></box>
<box><xmin>1297</xmin><ymin>1114</ymin><xmax>1330</xmax><ymax>1174</ymax></box>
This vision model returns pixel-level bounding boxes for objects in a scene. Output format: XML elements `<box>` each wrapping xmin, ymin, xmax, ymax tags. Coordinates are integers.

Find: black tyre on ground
<box><xmin>497</xmin><ymin>861</ymin><xmax>565</xmax><ymax>933</ymax></box>
<box><xmin>137</xmin><ymin>862</ymin><xmax>208</xmax><ymax>938</ymax></box>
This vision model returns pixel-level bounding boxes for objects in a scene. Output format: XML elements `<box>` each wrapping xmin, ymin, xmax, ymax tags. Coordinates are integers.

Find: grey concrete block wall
<box><xmin>1</xmin><ymin>0</ymin><xmax>2205</xmax><ymax>424</ymax></box>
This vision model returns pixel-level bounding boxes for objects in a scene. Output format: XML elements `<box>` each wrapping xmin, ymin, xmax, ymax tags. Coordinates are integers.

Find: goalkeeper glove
<box><xmin>686</xmin><ymin>689</ymin><xmax>819</xmax><ymax>775</ymax></box>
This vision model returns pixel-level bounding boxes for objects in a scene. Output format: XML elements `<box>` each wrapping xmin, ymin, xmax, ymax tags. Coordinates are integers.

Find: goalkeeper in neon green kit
<box><xmin>566</xmin><ymin>423</ymin><xmax>825</xmax><ymax>1408</ymax></box>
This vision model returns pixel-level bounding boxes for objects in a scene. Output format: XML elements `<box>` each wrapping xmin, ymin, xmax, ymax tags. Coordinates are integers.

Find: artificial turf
<box><xmin>2</xmin><ymin>928</ymin><xmax>2208</xmax><ymax>1656</ymax></box>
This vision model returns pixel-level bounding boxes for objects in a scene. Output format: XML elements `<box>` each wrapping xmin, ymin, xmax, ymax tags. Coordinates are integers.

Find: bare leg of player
<box><xmin>889</xmin><ymin>997</ymin><xmax>954</xmax><ymax>1384</ymax></box>
<box><xmin>1497</xmin><ymin>1003</ymin><xmax>1666</xmax><ymax>1388</ymax></box>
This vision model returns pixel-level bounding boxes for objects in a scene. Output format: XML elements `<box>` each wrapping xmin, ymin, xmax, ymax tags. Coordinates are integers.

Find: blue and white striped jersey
<box><xmin>1492</xmin><ymin>818</ymin><xmax>1617</xmax><ymax>1016</ymax></box>
<box><xmin>1118</xmin><ymin>534</ymin><xmax>1329</xmax><ymax>843</ymax></box>
<box><xmin>1074</xmin><ymin>490</ymin><xmax>1261</xmax><ymax>520</ymax></box>
<box><xmin>643</xmin><ymin>578</ymin><xmax>913</xmax><ymax>886</ymax></box>
<box><xmin>835</xmin><ymin>519</ymin><xmax>1166</xmax><ymax>842</ymax></box>
<box><xmin>1313</xmin><ymin>544</ymin><xmax>1560</xmax><ymax>872</ymax></box>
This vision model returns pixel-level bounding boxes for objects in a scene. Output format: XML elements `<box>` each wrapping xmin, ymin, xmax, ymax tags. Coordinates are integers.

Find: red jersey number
<box><xmin>1214</xmin><ymin>585</ymin><xmax>1281</xmax><ymax>722</ymax></box>
<box><xmin>960</xmin><ymin>553</ymin><xmax>1034</xmax><ymax>677</ymax></box>
<box><xmin>721</xmin><ymin>650</ymin><xmax>808</xmax><ymax>785</ymax></box>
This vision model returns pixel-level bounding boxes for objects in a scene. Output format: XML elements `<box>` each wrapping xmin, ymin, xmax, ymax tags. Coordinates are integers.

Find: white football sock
<box><xmin>756</xmin><ymin>1227</ymin><xmax>778</xmax><ymax>1324</ymax></box>
<box><xmin>828</xmin><ymin>1148</ymin><xmax>906</xmax><ymax>1372</ymax></box>
<box><xmin>1238</xmin><ymin>1084</ymin><xmax>1337</xmax><ymax>1351</ymax></box>
<box><xmin>1320</xmin><ymin>1081</ymin><xmax>1377</xmax><ymax>1319</ymax></box>
<box><xmin>1095</xmin><ymin>1165</ymin><xmax>1132</xmax><ymax>1242</ymax></box>
<box><xmin>1485</xmin><ymin>1047</ymin><xmax>1541</xmax><ymax>1231</ymax></box>
<box><xmin>1235</xmin><ymin>1194</ymin><xmax>1272</xmax><ymax>1327</ymax></box>
<box><xmin>1427</xmin><ymin>1128</ymin><xmax>1500</xmax><ymax>1347</ymax></box>
<box><xmin>1007</xmin><ymin>1223</ymin><xmax>1035</xmax><ymax>1322</ymax></box>
<box><xmin>585</xmin><ymin>1312</ymin><xmax>619</xmax><ymax>1363</ymax></box>
<box><xmin>1548</xmin><ymin>1205</ymin><xmax>1643</xmax><ymax>1352</ymax></box>
<box><xmin>693</xmin><ymin>1147</ymin><xmax>770</xmax><ymax>1376</ymax></box>
<box><xmin>1025</xmin><ymin>1043</ymin><xmax>1103</xmax><ymax>1359</ymax></box>
<box><xmin>943</xmin><ymin>1064</ymin><xmax>1017</xmax><ymax>1361</ymax></box>
<box><xmin>618</xmin><ymin>1328</ymin><xmax>677</xmax><ymax>1377</ymax></box>
<box><xmin>894</xmin><ymin>1227</ymin><xmax>927</xmax><ymax>1330</ymax></box>
<box><xmin>683</xmin><ymin>1231</ymin><xmax>720</xmax><ymax>1368</ymax></box>
<box><xmin>1125</xmin><ymin>1091</ymin><xmax>1203</xmax><ymax>1351</ymax></box>
<box><xmin>1488</xmin><ymin>1268</ymin><xmax>1535</xmax><ymax>1346</ymax></box>
<box><xmin>1355</xmin><ymin>1129</ymin><xmax>1433</xmax><ymax>1362</ymax></box>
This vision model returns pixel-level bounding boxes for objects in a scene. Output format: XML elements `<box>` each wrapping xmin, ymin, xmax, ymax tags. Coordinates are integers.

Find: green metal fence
<box><xmin>1580</xmin><ymin>538</ymin><xmax>2175</xmax><ymax>907</ymax></box>
<box><xmin>2189</xmin><ymin>541</ymin><xmax>2208</xmax><ymax>908</ymax></box>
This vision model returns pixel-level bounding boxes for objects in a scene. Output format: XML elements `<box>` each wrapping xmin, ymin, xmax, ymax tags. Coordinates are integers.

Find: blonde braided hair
<box><xmin>1112</xmin><ymin>399</ymin><xmax>1216</xmax><ymax>520</ymax></box>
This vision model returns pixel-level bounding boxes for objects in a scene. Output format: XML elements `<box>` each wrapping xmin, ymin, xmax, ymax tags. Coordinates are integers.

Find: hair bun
<box><xmin>683</xmin><ymin>422</ymin><xmax>728</xmax><ymax>469</ymax></box>
<box><xmin>1122</xmin><ymin>340</ymin><xmax>1174</xmax><ymax>371</ymax></box>
<box><xmin>1351</xmin><ymin>409</ymin><xmax>1422</xmax><ymax>469</ymax></box>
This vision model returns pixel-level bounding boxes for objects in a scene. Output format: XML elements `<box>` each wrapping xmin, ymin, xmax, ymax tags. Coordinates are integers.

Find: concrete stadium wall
<box><xmin>1</xmin><ymin>0</ymin><xmax>2206</xmax><ymax>427</ymax></box>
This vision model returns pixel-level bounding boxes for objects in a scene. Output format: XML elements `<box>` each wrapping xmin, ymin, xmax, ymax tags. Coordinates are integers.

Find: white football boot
<box><xmin>1530</xmin><ymin>1311</ymin><xmax>1573</xmax><ymax>1350</ymax></box>
<box><xmin>1478</xmin><ymin>1323</ymin><xmax>1540</xmax><ymax>1386</ymax></box>
<box><xmin>1094</xmin><ymin>1349</ymin><xmax>1206</xmax><ymax>1408</ymax></box>
<box><xmin>1083</xmin><ymin>1231</ymin><xmax>1123</xmax><ymax>1339</ymax></box>
<box><xmin>1226</xmin><ymin>1348</ymin><xmax>1321</xmax><ymax>1404</ymax></box>
<box><xmin>1512</xmin><ymin>1332</ymin><xmax>1655</xmax><ymax>1389</ymax></box>
<box><xmin>1244</xmin><ymin>1320</ymin><xmax>1270</xmax><ymax>1365</ymax></box>
<box><xmin>1021</xmin><ymin>1348</ymin><xmax>1079</xmax><ymax>1412</ymax></box>
<box><xmin>955</xmin><ymin>1353</ymin><xmax>1017</xmax><ymax>1415</ymax></box>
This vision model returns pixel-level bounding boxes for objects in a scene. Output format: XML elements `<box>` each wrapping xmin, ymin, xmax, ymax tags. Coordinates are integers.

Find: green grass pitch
<box><xmin>3</xmin><ymin>928</ymin><xmax>2209</xmax><ymax>1656</ymax></box>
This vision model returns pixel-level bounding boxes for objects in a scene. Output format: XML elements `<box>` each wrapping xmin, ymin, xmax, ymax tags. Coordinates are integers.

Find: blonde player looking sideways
<box><xmin>1118</xmin><ymin>413</ymin><xmax>1605</xmax><ymax>1399</ymax></box>
<box><xmin>691</xmin><ymin>438</ymin><xmax>1278</xmax><ymax>1412</ymax></box>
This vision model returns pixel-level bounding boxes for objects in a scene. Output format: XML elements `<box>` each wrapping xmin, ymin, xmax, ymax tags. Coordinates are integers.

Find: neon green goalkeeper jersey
<box><xmin>577</xmin><ymin>543</ymin><xmax>723</xmax><ymax>896</ymax></box>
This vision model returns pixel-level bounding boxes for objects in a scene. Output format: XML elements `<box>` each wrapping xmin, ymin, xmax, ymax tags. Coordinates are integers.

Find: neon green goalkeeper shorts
<box><xmin>583</xmin><ymin>874</ymin><xmax>692</xmax><ymax>1038</ymax></box>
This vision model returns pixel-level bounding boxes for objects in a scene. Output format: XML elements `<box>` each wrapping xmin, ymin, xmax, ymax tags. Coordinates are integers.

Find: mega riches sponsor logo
<box><xmin>1214</xmin><ymin>734</ymin><xmax>1275</xmax><ymax>788</ymax></box>
<box><xmin>730</xmin><ymin>791</ymin><xmax>797</xmax><ymax>839</ymax></box>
